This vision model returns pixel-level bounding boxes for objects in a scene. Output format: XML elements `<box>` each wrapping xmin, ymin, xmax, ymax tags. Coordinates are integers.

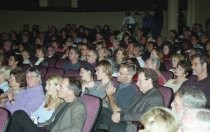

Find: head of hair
<box><xmin>171</xmin><ymin>53</ymin><xmax>185</xmax><ymax>62</ymax></box>
<box><xmin>120</xmin><ymin>62</ymin><xmax>137</xmax><ymax>76</ymax></box>
<box><xmin>191</xmin><ymin>53</ymin><xmax>209</xmax><ymax>65</ymax></box>
<box><xmin>140</xmin><ymin>107</ymin><xmax>179</xmax><ymax>132</ymax></box>
<box><xmin>177</xmin><ymin>60</ymin><xmax>191</xmax><ymax>77</ymax></box>
<box><xmin>10</xmin><ymin>53</ymin><xmax>24</xmax><ymax>66</ymax></box>
<box><xmin>176</xmin><ymin>86</ymin><xmax>207</xmax><ymax>109</ymax></box>
<box><xmin>0</xmin><ymin>66</ymin><xmax>11</xmax><ymax>80</ymax></box>
<box><xmin>36</xmin><ymin>45</ymin><xmax>47</xmax><ymax>57</ymax></box>
<box><xmin>10</xmin><ymin>67</ymin><xmax>26</xmax><ymax>87</ymax></box>
<box><xmin>97</xmin><ymin>60</ymin><xmax>112</xmax><ymax>78</ymax></box>
<box><xmin>184</xmin><ymin>108</ymin><xmax>210</xmax><ymax>130</ymax></box>
<box><xmin>139</xmin><ymin>68</ymin><xmax>158</xmax><ymax>86</ymax></box>
<box><xmin>44</xmin><ymin>75</ymin><xmax>63</xmax><ymax>110</ymax></box>
<box><xmin>65</xmin><ymin>77</ymin><xmax>81</xmax><ymax>97</ymax></box>
<box><xmin>26</xmin><ymin>67</ymin><xmax>42</xmax><ymax>84</ymax></box>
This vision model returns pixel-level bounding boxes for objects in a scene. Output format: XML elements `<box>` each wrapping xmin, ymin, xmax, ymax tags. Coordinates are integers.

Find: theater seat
<box><xmin>159</xmin><ymin>86</ymin><xmax>173</xmax><ymax>107</ymax></box>
<box><xmin>0</xmin><ymin>108</ymin><xmax>10</xmax><ymax>132</ymax></box>
<box><xmin>82</xmin><ymin>94</ymin><xmax>102</xmax><ymax>132</ymax></box>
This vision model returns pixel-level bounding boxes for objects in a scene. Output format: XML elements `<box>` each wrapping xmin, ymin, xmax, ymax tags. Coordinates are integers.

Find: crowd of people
<box><xmin>0</xmin><ymin>20</ymin><xmax>210</xmax><ymax>132</ymax></box>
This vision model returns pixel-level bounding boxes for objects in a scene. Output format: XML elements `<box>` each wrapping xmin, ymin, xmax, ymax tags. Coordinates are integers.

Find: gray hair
<box><xmin>184</xmin><ymin>108</ymin><xmax>210</xmax><ymax>130</ymax></box>
<box><xmin>26</xmin><ymin>67</ymin><xmax>42</xmax><ymax>84</ymax></box>
<box><xmin>65</xmin><ymin>77</ymin><xmax>81</xmax><ymax>97</ymax></box>
<box><xmin>147</xmin><ymin>57</ymin><xmax>161</xmax><ymax>70</ymax></box>
<box><xmin>176</xmin><ymin>86</ymin><xmax>207</xmax><ymax>108</ymax></box>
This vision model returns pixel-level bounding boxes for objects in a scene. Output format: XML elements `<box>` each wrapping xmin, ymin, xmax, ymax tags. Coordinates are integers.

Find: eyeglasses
<box><xmin>26</xmin><ymin>75</ymin><xmax>37</xmax><ymax>79</ymax></box>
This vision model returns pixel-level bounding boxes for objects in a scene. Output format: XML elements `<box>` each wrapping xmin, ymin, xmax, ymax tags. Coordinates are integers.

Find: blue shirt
<box><xmin>0</xmin><ymin>81</ymin><xmax>9</xmax><ymax>92</ymax></box>
<box><xmin>114</xmin><ymin>83</ymin><xmax>138</xmax><ymax>110</ymax></box>
<box><xmin>32</xmin><ymin>101</ymin><xmax>55</xmax><ymax>123</ymax></box>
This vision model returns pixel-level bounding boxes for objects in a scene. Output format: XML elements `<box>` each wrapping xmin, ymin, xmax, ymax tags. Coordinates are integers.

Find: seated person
<box><xmin>8</xmin><ymin>77</ymin><xmax>86</xmax><ymax>132</ymax></box>
<box><xmin>5</xmin><ymin>67</ymin><xmax>45</xmax><ymax>115</ymax></box>
<box><xmin>164</xmin><ymin>61</ymin><xmax>190</xmax><ymax>92</ymax></box>
<box><xmin>0</xmin><ymin>66</ymin><xmax>11</xmax><ymax>92</ymax></box>
<box><xmin>34</xmin><ymin>45</ymin><xmax>48</xmax><ymax>67</ymax></box>
<box><xmin>63</xmin><ymin>46</ymin><xmax>81</xmax><ymax>72</ymax></box>
<box><xmin>171</xmin><ymin>86</ymin><xmax>207</xmax><ymax>118</ymax></box>
<box><xmin>31</xmin><ymin>75</ymin><xmax>63</xmax><ymax>123</ymax></box>
<box><xmin>145</xmin><ymin>57</ymin><xmax>167</xmax><ymax>86</ymax></box>
<box><xmin>8</xmin><ymin>53</ymin><xmax>23</xmax><ymax>70</ymax></box>
<box><xmin>21</xmin><ymin>49</ymin><xmax>33</xmax><ymax>67</ymax></box>
<box><xmin>138</xmin><ymin>107</ymin><xmax>179</xmax><ymax>132</ymax></box>
<box><xmin>0</xmin><ymin>68</ymin><xmax>25</xmax><ymax>106</ymax></box>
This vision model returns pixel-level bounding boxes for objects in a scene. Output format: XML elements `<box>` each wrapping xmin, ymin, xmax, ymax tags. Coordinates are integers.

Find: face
<box><xmin>171</xmin><ymin>94</ymin><xmax>186</xmax><ymax>117</ymax></box>
<box><xmin>8</xmin><ymin>56</ymin><xmax>17</xmax><ymax>67</ymax></box>
<box><xmin>36</xmin><ymin>49</ymin><xmax>44</xmax><ymax>58</ymax></box>
<box><xmin>21</xmin><ymin>51</ymin><xmax>29</xmax><ymax>60</ymax></box>
<box><xmin>174</xmin><ymin>65</ymin><xmax>186</xmax><ymax>77</ymax></box>
<box><xmin>172</xmin><ymin>57</ymin><xmax>179</xmax><ymax>68</ymax></box>
<box><xmin>26</xmin><ymin>72</ymin><xmax>40</xmax><ymax>88</ymax></box>
<box><xmin>95</xmin><ymin>66</ymin><xmax>104</xmax><ymax>80</ymax></box>
<box><xmin>128</xmin><ymin>44</ymin><xmax>134</xmax><ymax>54</ymax></box>
<box><xmin>68</xmin><ymin>49</ymin><xmax>78</xmax><ymax>61</ymax></box>
<box><xmin>80</xmin><ymin>68</ymin><xmax>91</xmax><ymax>81</ymax></box>
<box><xmin>133</xmin><ymin>47</ymin><xmax>140</xmax><ymax>57</ymax></box>
<box><xmin>116</xmin><ymin>50</ymin><xmax>124</xmax><ymax>61</ymax></box>
<box><xmin>57</xmin><ymin>78</ymin><xmax>72</xmax><ymax>100</ymax></box>
<box><xmin>136</xmin><ymin>72</ymin><xmax>149</xmax><ymax>93</ymax></box>
<box><xmin>145</xmin><ymin>58</ymin><xmax>156</xmax><ymax>70</ymax></box>
<box><xmin>117</xmin><ymin>67</ymin><xmax>129</xmax><ymax>83</ymax></box>
<box><xmin>45</xmin><ymin>80</ymin><xmax>60</xmax><ymax>96</ymax></box>
<box><xmin>47</xmin><ymin>47</ymin><xmax>55</xmax><ymax>57</ymax></box>
<box><xmin>163</xmin><ymin>45</ymin><xmax>169</xmax><ymax>55</ymax></box>
<box><xmin>191</xmin><ymin>57</ymin><xmax>205</xmax><ymax>75</ymax></box>
<box><xmin>80</xmin><ymin>45</ymin><xmax>88</xmax><ymax>56</ymax></box>
<box><xmin>9</xmin><ymin>74</ymin><xmax>20</xmax><ymax>89</ymax></box>
<box><xmin>150</xmin><ymin>50</ymin><xmax>158</xmax><ymax>58</ymax></box>
<box><xmin>87</xmin><ymin>51</ymin><xmax>97</xmax><ymax>64</ymax></box>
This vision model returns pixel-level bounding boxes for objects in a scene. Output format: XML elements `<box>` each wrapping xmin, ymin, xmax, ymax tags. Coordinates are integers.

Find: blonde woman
<box><xmin>138</xmin><ymin>107</ymin><xmax>179</xmax><ymax>132</ymax></box>
<box><xmin>31</xmin><ymin>75</ymin><xmax>63</xmax><ymax>123</ymax></box>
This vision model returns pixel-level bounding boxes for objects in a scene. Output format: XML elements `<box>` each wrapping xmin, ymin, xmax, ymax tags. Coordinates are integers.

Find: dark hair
<box><xmin>177</xmin><ymin>60</ymin><xmax>191</xmax><ymax>77</ymax></box>
<box><xmin>10</xmin><ymin>53</ymin><xmax>23</xmax><ymax>66</ymax></box>
<box><xmin>10</xmin><ymin>67</ymin><xmax>26</xmax><ymax>87</ymax></box>
<box><xmin>66</xmin><ymin>77</ymin><xmax>81</xmax><ymax>97</ymax></box>
<box><xmin>191</xmin><ymin>53</ymin><xmax>209</xmax><ymax>65</ymax></box>
<box><xmin>140</xmin><ymin>68</ymin><xmax>158</xmax><ymax>85</ymax></box>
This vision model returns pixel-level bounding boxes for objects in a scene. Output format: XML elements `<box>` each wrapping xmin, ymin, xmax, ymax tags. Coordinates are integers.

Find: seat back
<box><xmin>55</xmin><ymin>59</ymin><xmax>67</xmax><ymax>69</ymax></box>
<box><xmin>0</xmin><ymin>108</ymin><xmax>10</xmax><ymax>132</ymax></box>
<box><xmin>45</xmin><ymin>67</ymin><xmax>64</xmax><ymax>80</ymax></box>
<box><xmin>19</xmin><ymin>64</ymin><xmax>31</xmax><ymax>71</ymax></box>
<box><xmin>160</xmin><ymin>71</ymin><xmax>173</xmax><ymax>82</ymax></box>
<box><xmin>159</xmin><ymin>86</ymin><xmax>173</xmax><ymax>107</ymax></box>
<box><xmin>82</xmin><ymin>94</ymin><xmax>102</xmax><ymax>132</ymax></box>
<box><xmin>37</xmin><ymin>65</ymin><xmax>47</xmax><ymax>81</ymax></box>
<box><xmin>64</xmin><ymin>70</ymin><xmax>80</xmax><ymax>80</ymax></box>
<box><xmin>47</xmin><ymin>58</ymin><xmax>56</xmax><ymax>68</ymax></box>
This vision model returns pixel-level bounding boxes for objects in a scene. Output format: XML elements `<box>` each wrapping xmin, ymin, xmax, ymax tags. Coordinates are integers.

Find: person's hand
<box><xmin>105</xmin><ymin>83</ymin><xmax>116</xmax><ymax>96</ymax></box>
<box><xmin>7</xmin><ymin>92</ymin><xmax>14</xmax><ymax>102</ymax></box>
<box><xmin>112</xmin><ymin>112</ymin><xmax>121</xmax><ymax>123</ymax></box>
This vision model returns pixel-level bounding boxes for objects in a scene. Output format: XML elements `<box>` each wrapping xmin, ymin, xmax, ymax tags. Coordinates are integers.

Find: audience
<box><xmin>0</xmin><ymin>20</ymin><xmax>210</xmax><ymax>132</ymax></box>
